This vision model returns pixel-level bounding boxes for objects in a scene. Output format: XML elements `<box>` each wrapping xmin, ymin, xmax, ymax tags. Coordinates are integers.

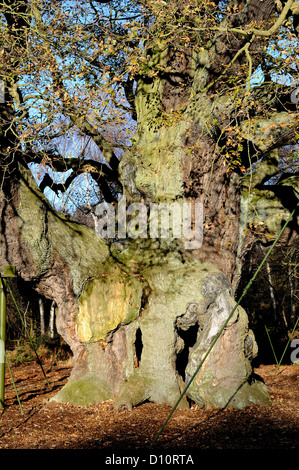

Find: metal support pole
<box><xmin>0</xmin><ymin>276</ymin><xmax>6</xmax><ymax>408</ymax></box>
<box><xmin>0</xmin><ymin>266</ymin><xmax>16</xmax><ymax>409</ymax></box>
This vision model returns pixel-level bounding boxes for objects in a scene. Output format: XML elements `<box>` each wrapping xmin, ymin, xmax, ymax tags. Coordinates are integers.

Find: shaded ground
<box><xmin>0</xmin><ymin>355</ymin><xmax>298</xmax><ymax>456</ymax></box>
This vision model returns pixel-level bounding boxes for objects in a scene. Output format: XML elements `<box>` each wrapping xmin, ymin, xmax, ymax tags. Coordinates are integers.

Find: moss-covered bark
<box><xmin>0</xmin><ymin>70</ymin><xmax>272</xmax><ymax>410</ymax></box>
<box><xmin>1</xmin><ymin>32</ymin><xmax>286</xmax><ymax>413</ymax></box>
<box><xmin>3</xmin><ymin>0</ymin><xmax>299</xmax><ymax>416</ymax></box>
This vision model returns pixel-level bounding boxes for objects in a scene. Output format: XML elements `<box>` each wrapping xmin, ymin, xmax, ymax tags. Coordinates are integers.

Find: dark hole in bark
<box><xmin>140</xmin><ymin>285</ymin><xmax>151</xmax><ymax>312</ymax></box>
<box><xmin>176</xmin><ymin>323</ymin><xmax>199</xmax><ymax>381</ymax></box>
<box><xmin>134</xmin><ymin>327</ymin><xmax>143</xmax><ymax>368</ymax></box>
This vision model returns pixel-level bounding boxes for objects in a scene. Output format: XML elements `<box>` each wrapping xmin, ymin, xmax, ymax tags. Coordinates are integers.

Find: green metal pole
<box><xmin>0</xmin><ymin>266</ymin><xmax>16</xmax><ymax>409</ymax></box>
<box><xmin>0</xmin><ymin>276</ymin><xmax>6</xmax><ymax>409</ymax></box>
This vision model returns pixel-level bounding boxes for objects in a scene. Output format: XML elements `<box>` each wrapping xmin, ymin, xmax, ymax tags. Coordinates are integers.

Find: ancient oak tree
<box><xmin>0</xmin><ymin>0</ymin><xmax>298</xmax><ymax>409</ymax></box>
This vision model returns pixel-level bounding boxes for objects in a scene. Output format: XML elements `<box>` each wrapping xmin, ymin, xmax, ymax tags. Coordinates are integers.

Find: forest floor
<box><xmin>0</xmin><ymin>351</ymin><xmax>298</xmax><ymax>458</ymax></box>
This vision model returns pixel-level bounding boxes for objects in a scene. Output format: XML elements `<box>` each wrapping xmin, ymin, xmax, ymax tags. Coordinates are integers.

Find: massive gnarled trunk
<box><xmin>6</xmin><ymin>0</ymin><xmax>299</xmax><ymax>410</ymax></box>
<box><xmin>0</xmin><ymin>45</ymin><xmax>271</xmax><ymax>410</ymax></box>
<box><xmin>0</xmin><ymin>163</ymin><xmax>269</xmax><ymax>409</ymax></box>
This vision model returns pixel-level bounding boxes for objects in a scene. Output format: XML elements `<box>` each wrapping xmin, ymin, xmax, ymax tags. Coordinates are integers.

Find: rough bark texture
<box><xmin>6</xmin><ymin>0</ymin><xmax>299</xmax><ymax>411</ymax></box>
<box><xmin>0</xmin><ymin>29</ymin><xmax>272</xmax><ymax>410</ymax></box>
<box><xmin>0</xmin><ymin>162</ymin><xmax>270</xmax><ymax>409</ymax></box>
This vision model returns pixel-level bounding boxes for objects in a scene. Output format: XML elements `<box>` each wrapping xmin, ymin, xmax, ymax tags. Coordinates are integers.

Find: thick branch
<box><xmin>26</xmin><ymin>148</ymin><xmax>120</xmax><ymax>203</ymax></box>
<box><xmin>207</xmin><ymin>0</ymin><xmax>296</xmax><ymax>37</ymax></box>
<box><xmin>27</xmin><ymin>151</ymin><xmax>118</xmax><ymax>180</ymax></box>
<box><xmin>39</xmin><ymin>172</ymin><xmax>77</xmax><ymax>194</ymax></box>
<box><xmin>38</xmin><ymin>170</ymin><xmax>117</xmax><ymax>203</ymax></box>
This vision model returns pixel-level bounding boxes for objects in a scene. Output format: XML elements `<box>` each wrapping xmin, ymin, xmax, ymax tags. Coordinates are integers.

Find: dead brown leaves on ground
<box><xmin>0</xmin><ymin>360</ymin><xmax>298</xmax><ymax>451</ymax></box>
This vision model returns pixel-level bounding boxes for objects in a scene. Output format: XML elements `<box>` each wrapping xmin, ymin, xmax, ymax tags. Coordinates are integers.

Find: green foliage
<box><xmin>8</xmin><ymin>337</ymin><xmax>50</xmax><ymax>365</ymax></box>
